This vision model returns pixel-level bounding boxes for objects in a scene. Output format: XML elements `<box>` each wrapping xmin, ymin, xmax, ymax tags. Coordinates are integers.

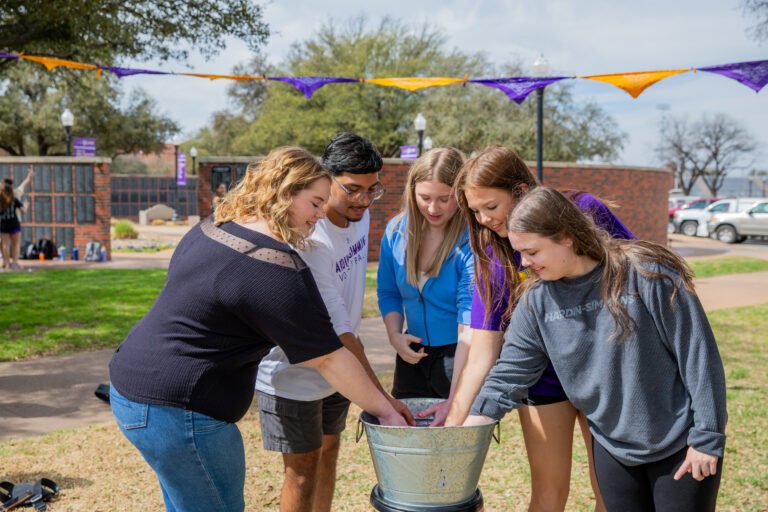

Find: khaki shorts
<box><xmin>256</xmin><ymin>391</ymin><xmax>350</xmax><ymax>454</ymax></box>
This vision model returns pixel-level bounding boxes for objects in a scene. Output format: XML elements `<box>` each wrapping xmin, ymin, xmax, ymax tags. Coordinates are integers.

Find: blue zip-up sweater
<box><xmin>377</xmin><ymin>215</ymin><xmax>474</xmax><ymax>346</ymax></box>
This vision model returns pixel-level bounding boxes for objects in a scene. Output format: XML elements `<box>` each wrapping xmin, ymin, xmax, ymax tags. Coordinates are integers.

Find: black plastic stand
<box><xmin>369</xmin><ymin>486</ymin><xmax>484</xmax><ymax>512</ymax></box>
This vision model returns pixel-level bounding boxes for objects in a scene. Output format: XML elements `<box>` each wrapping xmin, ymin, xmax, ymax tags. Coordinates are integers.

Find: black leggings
<box><xmin>592</xmin><ymin>439</ymin><xmax>722</xmax><ymax>512</ymax></box>
<box><xmin>391</xmin><ymin>343</ymin><xmax>455</xmax><ymax>399</ymax></box>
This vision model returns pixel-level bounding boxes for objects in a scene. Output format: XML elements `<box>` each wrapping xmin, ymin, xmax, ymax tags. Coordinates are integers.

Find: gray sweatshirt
<box><xmin>470</xmin><ymin>262</ymin><xmax>727</xmax><ymax>466</ymax></box>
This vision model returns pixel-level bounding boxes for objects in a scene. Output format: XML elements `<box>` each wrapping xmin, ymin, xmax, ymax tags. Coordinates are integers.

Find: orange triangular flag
<box><xmin>20</xmin><ymin>55</ymin><xmax>98</xmax><ymax>71</ymax></box>
<box><xmin>365</xmin><ymin>77</ymin><xmax>464</xmax><ymax>91</ymax></box>
<box><xmin>582</xmin><ymin>69</ymin><xmax>689</xmax><ymax>98</ymax></box>
<box><xmin>179</xmin><ymin>73</ymin><xmax>266</xmax><ymax>81</ymax></box>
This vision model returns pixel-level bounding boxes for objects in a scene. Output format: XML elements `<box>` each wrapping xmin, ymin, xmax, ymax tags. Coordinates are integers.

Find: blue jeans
<box><xmin>110</xmin><ymin>386</ymin><xmax>246</xmax><ymax>511</ymax></box>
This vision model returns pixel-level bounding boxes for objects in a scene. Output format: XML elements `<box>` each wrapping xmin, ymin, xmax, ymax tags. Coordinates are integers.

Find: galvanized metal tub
<box><xmin>358</xmin><ymin>398</ymin><xmax>499</xmax><ymax>509</ymax></box>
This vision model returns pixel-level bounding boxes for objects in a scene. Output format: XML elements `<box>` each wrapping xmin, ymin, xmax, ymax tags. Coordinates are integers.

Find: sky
<box><xmin>125</xmin><ymin>0</ymin><xmax>767</xmax><ymax>170</ymax></box>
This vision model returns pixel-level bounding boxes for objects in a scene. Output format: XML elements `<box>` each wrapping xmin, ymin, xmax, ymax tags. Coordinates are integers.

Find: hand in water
<box><xmin>416</xmin><ymin>400</ymin><xmax>451</xmax><ymax>427</ymax></box>
<box><xmin>377</xmin><ymin>410</ymin><xmax>408</xmax><ymax>426</ymax></box>
<box><xmin>389</xmin><ymin>397</ymin><xmax>415</xmax><ymax>425</ymax></box>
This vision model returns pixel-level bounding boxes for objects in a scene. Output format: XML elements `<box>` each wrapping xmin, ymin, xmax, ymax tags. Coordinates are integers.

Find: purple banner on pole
<box><xmin>98</xmin><ymin>65</ymin><xmax>170</xmax><ymax>78</ymax></box>
<box><xmin>269</xmin><ymin>76</ymin><xmax>358</xmax><ymax>99</ymax></box>
<box><xmin>0</xmin><ymin>52</ymin><xmax>19</xmax><ymax>60</ymax></box>
<box><xmin>177</xmin><ymin>153</ymin><xmax>187</xmax><ymax>186</ymax></box>
<box><xmin>73</xmin><ymin>137</ymin><xmax>96</xmax><ymax>157</ymax></box>
<box><xmin>471</xmin><ymin>76</ymin><xmax>570</xmax><ymax>104</ymax></box>
<box><xmin>400</xmin><ymin>145</ymin><xmax>419</xmax><ymax>160</ymax></box>
<box><xmin>698</xmin><ymin>59</ymin><xmax>768</xmax><ymax>93</ymax></box>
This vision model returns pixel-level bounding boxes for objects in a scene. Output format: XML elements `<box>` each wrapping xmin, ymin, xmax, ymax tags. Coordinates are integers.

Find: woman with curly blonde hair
<box><xmin>109</xmin><ymin>146</ymin><xmax>406</xmax><ymax>512</ymax></box>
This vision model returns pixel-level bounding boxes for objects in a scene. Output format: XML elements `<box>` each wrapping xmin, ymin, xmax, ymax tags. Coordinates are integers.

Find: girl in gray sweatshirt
<box><xmin>467</xmin><ymin>187</ymin><xmax>726</xmax><ymax>512</ymax></box>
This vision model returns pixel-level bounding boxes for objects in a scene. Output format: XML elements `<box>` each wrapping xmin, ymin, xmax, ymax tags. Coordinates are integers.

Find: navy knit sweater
<box><xmin>109</xmin><ymin>220</ymin><xmax>342</xmax><ymax>423</ymax></box>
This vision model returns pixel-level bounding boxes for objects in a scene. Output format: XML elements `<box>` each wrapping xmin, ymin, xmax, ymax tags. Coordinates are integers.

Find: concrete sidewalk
<box><xmin>2</xmin><ymin>233</ymin><xmax>767</xmax><ymax>441</ymax></box>
<box><xmin>0</xmin><ymin>317</ymin><xmax>399</xmax><ymax>441</ymax></box>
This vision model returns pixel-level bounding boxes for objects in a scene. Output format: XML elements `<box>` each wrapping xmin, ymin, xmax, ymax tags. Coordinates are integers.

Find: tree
<box><xmin>742</xmin><ymin>0</ymin><xmax>768</xmax><ymax>42</ymax></box>
<box><xmin>656</xmin><ymin>117</ymin><xmax>705</xmax><ymax>195</ymax></box>
<box><xmin>192</xmin><ymin>17</ymin><xmax>625</xmax><ymax>161</ymax></box>
<box><xmin>0</xmin><ymin>0</ymin><xmax>269</xmax><ymax>72</ymax></box>
<box><xmin>697</xmin><ymin>114</ymin><xmax>757</xmax><ymax>195</ymax></box>
<box><xmin>656</xmin><ymin>114</ymin><xmax>756</xmax><ymax>196</ymax></box>
<box><xmin>0</xmin><ymin>61</ymin><xmax>178</xmax><ymax>157</ymax></box>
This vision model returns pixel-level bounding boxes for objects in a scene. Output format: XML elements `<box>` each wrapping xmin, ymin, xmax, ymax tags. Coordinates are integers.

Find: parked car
<box><xmin>668</xmin><ymin>196</ymin><xmax>699</xmax><ymax>219</ymax></box>
<box><xmin>707</xmin><ymin>200</ymin><xmax>768</xmax><ymax>243</ymax></box>
<box><xmin>669</xmin><ymin>197</ymin><xmax>718</xmax><ymax>220</ymax></box>
<box><xmin>673</xmin><ymin>197</ymin><xmax>765</xmax><ymax>237</ymax></box>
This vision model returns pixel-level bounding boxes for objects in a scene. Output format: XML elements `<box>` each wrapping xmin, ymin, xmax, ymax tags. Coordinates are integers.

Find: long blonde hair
<box><xmin>397</xmin><ymin>148</ymin><xmax>466</xmax><ymax>285</ymax></box>
<box><xmin>509</xmin><ymin>187</ymin><xmax>695</xmax><ymax>342</ymax></box>
<box><xmin>214</xmin><ymin>147</ymin><xmax>329</xmax><ymax>248</ymax></box>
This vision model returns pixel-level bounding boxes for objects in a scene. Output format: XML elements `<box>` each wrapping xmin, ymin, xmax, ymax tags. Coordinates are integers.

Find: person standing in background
<box><xmin>0</xmin><ymin>166</ymin><xmax>32</xmax><ymax>269</ymax></box>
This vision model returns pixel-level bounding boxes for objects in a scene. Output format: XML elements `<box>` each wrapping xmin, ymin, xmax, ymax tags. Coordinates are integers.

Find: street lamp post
<box><xmin>173</xmin><ymin>135</ymin><xmax>181</xmax><ymax>220</ymax></box>
<box><xmin>423</xmin><ymin>136</ymin><xmax>433</xmax><ymax>152</ymax></box>
<box><xmin>61</xmin><ymin>108</ymin><xmax>74</xmax><ymax>156</ymax></box>
<box><xmin>414</xmin><ymin>113</ymin><xmax>426</xmax><ymax>156</ymax></box>
<box><xmin>531</xmin><ymin>55</ymin><xmax>550</xmax><ymax>184</ymax></box>
<box><xmin>190</xmin><ymin>146</ymin><xmax>198</xmax><ymax>175</ymax></box>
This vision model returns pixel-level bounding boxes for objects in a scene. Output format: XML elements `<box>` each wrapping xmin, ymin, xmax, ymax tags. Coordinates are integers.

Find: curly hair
<box><xmin>213</xmin><ymin>147</ymin><xmax>330</xmax><ymax>248</ymax></box>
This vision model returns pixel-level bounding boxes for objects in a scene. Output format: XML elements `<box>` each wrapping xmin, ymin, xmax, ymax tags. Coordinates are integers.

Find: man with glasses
<box><xmin>256</xmin><ymin>133</ymin><xmax>412</xmax><ymax>512</ymax></box>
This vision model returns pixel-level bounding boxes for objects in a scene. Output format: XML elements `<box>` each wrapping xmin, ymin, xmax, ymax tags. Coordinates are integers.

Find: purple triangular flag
<box><xmin>471</xmin><ymin>76</ymin><xmax>571</xmax><ymax>104</ymax></box>
<box><xmin>0</xmin><ymin>51</ymin><xmax>19</xmax><ymax>59</ymax></box>
<box><xmin>98</xmin><ymin>65</ymin><xmax>170</xmax><ymax>78</ymax></box>
<box><xmin>698</xmin><ymin>60</ymin><xmax>768</xmax><ymax>93</ymax></box>
<box><xmin>269</xmin><ymin>76</ymin><xmax>358</xmax><ymax>99</ymax></box>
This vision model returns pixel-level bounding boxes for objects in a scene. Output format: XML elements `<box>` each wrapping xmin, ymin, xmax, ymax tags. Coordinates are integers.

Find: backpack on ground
<box><xmin>0</xmin><ymin>478</ymin><xmax>59</xmax><ymax>511</ymax></box>
<box><xmin>84</xmin><ymin>241</ymin><xmax>101</xmax><ymax>262</ymax></box>
<box><xmin>20</xmin><ymin>241</ymin><xmax>38</xmax><ymax>260</ymax></box>
<box><xmin>36</xmin><ymin>238</ymin><xmax>57</xmax><ymax>260</ymax></box>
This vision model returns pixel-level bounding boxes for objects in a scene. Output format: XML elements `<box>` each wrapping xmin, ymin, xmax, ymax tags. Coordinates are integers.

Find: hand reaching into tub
<box><xmin>389</xmin><ymin>396</ymin><xmax>416</xmax><ymax>425</ymax></box>
<box><xmin>417</xmin><ymin>400</ymin><xmax>451</xmax><ymax>426</ymax></box>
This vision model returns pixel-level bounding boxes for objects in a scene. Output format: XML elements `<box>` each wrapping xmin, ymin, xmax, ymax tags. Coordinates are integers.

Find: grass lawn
<box><xmin>688</xmin><ymin>256</ymin><xmax>768</xmax><ymax>278</ymax></box>
<box><xmin>0</xmin><ymin>269</ymin><xmax>167</xmax><ymax>361</ymax></box>
<box><xmin>0</xmin><ymin>303</ymin><xmax>765</xmax><ymax>510</ymax></box>
<box><xmin>3</xmin><ymin>258</ymin><xmax>768</xmax><ymax>359</ymax></box>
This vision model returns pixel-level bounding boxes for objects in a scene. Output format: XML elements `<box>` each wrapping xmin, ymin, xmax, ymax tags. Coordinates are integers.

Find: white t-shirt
<box><xmin>256</xmin><ymin>210</ymin><xmax>369</xmax><ymax>400</ymax></box>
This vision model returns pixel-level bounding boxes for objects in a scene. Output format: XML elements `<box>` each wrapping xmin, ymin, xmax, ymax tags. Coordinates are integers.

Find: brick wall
<box><xmin>0</xmin><ymin>157</ymin><xmax>112</xmax><ymax>260</ymax></box>
<box><xmin>198</xmin><ymin>157</ymin><xmax>673</xmax><ymax>261</ymax></box>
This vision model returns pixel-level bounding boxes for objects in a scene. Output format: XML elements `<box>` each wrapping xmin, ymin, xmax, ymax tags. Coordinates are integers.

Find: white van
<box><xmin>672</xmin><ymin>197</ymin><xmax>765</xmax><ymax>237</ymax></box>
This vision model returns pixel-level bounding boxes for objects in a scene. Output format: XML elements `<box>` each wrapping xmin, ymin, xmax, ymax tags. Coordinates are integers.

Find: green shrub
<box><xmin>113</xmin><ymin>220</ymin><xmax>139</xmax><ymax>240</ymax></box>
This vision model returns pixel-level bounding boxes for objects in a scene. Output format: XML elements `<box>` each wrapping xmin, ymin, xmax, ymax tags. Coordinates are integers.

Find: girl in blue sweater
<box><xmin>377</xmin><ymin>148</ymin><xmax>474</xmax><ymax>426</ymax></box>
